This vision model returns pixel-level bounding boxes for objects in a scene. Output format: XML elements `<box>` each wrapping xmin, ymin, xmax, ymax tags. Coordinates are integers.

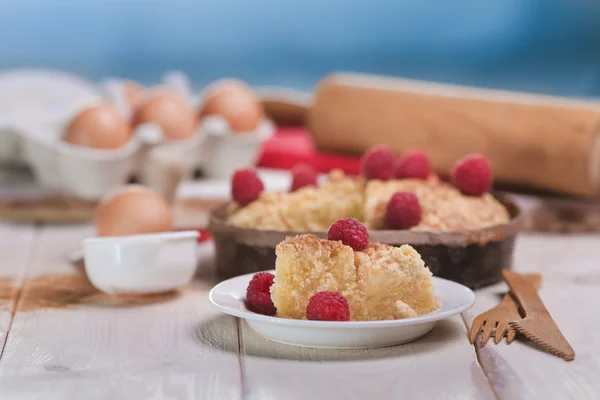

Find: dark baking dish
<box><xmin>208</xmin><ymin>193</ymin><xmax>523</xmax><ymax>289</ymax></box>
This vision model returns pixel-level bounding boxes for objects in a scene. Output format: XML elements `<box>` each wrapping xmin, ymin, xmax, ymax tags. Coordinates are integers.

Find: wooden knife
<box><xmin>502</xmin><ymin>270</ymin><xmax>575</xmax><ymax>361</ymax></box>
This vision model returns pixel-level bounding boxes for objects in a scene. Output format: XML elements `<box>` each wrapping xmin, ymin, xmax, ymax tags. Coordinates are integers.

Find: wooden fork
<box><xmin>469</xmin><ymin>273</ymin><xmax>542</xmax><ymax>345</ymax></box>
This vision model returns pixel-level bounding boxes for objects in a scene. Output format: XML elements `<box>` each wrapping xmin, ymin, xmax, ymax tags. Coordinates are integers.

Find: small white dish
<box><xmin>209</xmin><ymin>270</ymin><xmax>476</xmax><ymax>349</ymax></box>
<box><xmin>83</xmin><ymin>230</ymin><xmax>199</xmax><ymax>294</ymax></box>
<box><xmin>198</xmin><ymin>115</ymin><xmax>275</xmax><ymax>179</ymax></box>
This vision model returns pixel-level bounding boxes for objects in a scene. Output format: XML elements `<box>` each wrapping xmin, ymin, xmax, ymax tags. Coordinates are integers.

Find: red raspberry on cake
<box><xmin>361</xmin><ymin>145</ymin><xmax>395</xmax><ymax>181</ymax></box>
<box><xmin>306</xmin><ymin>291</ymin><xmax>350</xmax><ymax>321</ymax></box>
<box><xmin>246</xmin><ymin>272</ymin><xmax>277</xmax><ymax>316</ymax></box>
<box><xmin>290</xmin><ymin>163</ymin><xmax>318</xmax><ymax>192</ymax></box>
<box><xmin>450</xmin><ymin>154</ymin><xmax>493</xmax><ymax>196</ymax></box>
<box><xmin>393</xmin><ymin>150</ymin><xmax>431</xmax><ymax>180</ymax></box>
<box><xmin>231</xmin><ymin>168</ymin><xmax>264</xmax><ymax>206</ymax></box>
<box><xmin>327</xmin><ymin>218</ymin><xmax>369</xmax><ymax>251</ymax></box>
<box><xmin>385</xmin><ymin>191</ymin><xmax>422</xmax><ymax>229</ymax></box>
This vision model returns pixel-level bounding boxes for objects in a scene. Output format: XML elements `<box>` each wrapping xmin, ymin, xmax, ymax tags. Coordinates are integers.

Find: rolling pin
<box><xmin>307</xmin><ymin>73</ymin><xmax>600</xmax><ymax>198</ymax></box>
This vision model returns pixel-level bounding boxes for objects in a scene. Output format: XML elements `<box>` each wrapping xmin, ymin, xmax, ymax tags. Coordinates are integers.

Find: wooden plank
<box><xmin>0</xmin><ymin>222</ymin><xmax>36</xmax><ymax>353</ymax></box>
<box><xmin>464</xmin><ymin>233</ymin><xmax>600</xmax><ymax>400</ymax></box>
<box><xmin>239</xmin><ymin>316</ymin><xmax>496</xmax><ymax>400</ymax></box>
<box><xmin>0</xmin><ymin>224</ymin><xmax>242</xmax><ymax>400</ymax></box>
<box><xmin>0</xmin><ymin>364</ymin><xmax>233</xmax><ymax>400</ymax></box>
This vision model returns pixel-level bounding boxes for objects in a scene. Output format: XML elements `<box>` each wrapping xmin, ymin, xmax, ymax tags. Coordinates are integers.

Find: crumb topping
<box><xmin>364</xmin><ymin>176</ymin><xmax>509</xmax><ymax>230</ymax></box>
<box><xmin>227</xmin><ymin>171</ymin><xmax>509</xmax><ymax>232</ymax></box>
<box><xmin>229</xmin><ymin>169</ymin><xmax>365</xmax><ymax>232</ymax></box>
<box><xmin>227</xmin><ymin>192</ymin><xmax>290</xmax><ymax>230</ymax></box>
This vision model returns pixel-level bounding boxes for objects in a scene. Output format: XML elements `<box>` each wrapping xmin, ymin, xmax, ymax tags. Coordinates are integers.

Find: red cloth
<box><xmin>256</xmin><ymin>127</ymin><xmax>361</xmax><ymax>175</ymax></box>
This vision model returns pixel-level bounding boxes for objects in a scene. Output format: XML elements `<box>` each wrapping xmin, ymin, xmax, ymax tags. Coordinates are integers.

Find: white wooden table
<box><xmin>0</xmin><ymin>178</ymin><xmax>598</xmax><ymax>399</ymax></box>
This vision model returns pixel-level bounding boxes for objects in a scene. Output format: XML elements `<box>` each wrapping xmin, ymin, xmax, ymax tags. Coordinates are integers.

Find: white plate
<box><xmin>209</xmin><ymin>270</ymin><xmax>476</xmax><ymax>349</ymax></box>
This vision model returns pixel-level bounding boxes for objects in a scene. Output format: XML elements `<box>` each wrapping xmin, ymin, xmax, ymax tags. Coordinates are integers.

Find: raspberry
<box><xmin>393</xmin><ymin>150</ymin><xmax>431</xmax><ymax>180</ymax></box>
<box><xmin>306</xmin><ymin>292</ymin><xmax>350</xmax><ymax>321</ymax></box>
<box><xmin>450</xmin><ymin>154</ymin><xmax>493</xmax><ymax>196</ymax></box>
<box><xmin>385</xmin><ymin>191</ymin><xmax>422</xmax><ymax>229</ymax></box>
<box><xmin>245</xmin><ymin>272</ymin><xmax>276</xmax><ymax>316</ymax></box>
<box><xmin>290</xmin><ymin>163</ymin><xmax>318</xmax><ymax>192</ymax></box>
<box><xmin>231</xmin><ymin>168</ymin><xmax>264</xmax><ymax>206</ymax></box>
<box><xmin>327</xmin><ymin>218</ymin><xmax>369</xmax><ymax>251</ymax></box>
<box><xmin>361</xmin><ymin>145</ymin><xmax>395</xmax><ymax>181</ymax></box>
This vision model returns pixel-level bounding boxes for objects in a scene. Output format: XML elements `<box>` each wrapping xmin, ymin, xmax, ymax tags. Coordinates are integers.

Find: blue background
<box><xmin>1</xmin><ymin>0</ymin><xmax>600</xmax><ymax>97</ymax></box>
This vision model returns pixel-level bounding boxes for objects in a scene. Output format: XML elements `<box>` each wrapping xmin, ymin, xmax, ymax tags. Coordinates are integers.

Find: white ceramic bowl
<box><xmin>83</xmin><ymin>230</ymin><xmax>199</xmax><ymax>294</ymax></box>
<box><xmin>210</xmin><ymin>270</ymin><xmax>475</xmax><ymax>349</ymax></box>
<box><xmin>198</xmin><ymin>116</ymin><xmax>275</xmax><ymax>179</ymax></box>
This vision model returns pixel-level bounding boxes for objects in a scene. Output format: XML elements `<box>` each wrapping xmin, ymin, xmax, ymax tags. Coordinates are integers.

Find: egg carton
<box><xmin>0</xmin><ymin>69</ymin><xmax>275</xmax><ymax>200</ymax></box>
<box><xmin>0</xmin><ymin>69</ymin><xmax>103</xmax><ymax>164</ymax></box>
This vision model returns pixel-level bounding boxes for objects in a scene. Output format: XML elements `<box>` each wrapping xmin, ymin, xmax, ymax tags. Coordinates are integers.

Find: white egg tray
<box><xmin>0</xmin><ymin>69</ymin><xmax>276</xmax><ymax>200</ymax></box>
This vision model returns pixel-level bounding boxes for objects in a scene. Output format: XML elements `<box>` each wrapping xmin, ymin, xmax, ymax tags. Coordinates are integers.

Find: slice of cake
<box><xmin>270</xmin><ymin>233</ymin><xmax>439</xmax><ymax>321</ymax></box>
<box><xmin>270</xmin><ymin>234</ymin><xmax>363</xmax><ymax>319</ymax></box>
<box><xmin>354</xmin><ymin>243</ymin><xmax>439</xmax><ymax>320</ymax></box>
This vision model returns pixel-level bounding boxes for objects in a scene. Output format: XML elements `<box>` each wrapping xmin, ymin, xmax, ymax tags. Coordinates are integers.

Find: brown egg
<box><xmin>123</xmin><ymin>81</ymin><xmax>145</xmax><ymax>110</ymax></box>
<box><xmin>64</xmin><ymin>105</ymin><xmax>131</xmax><ymax>149</ymax></box>
<box><xmin>94</xmin><ymin>185</ymin><xmax>173</xmax><ymax>237</ymax></box>
<box><xmin>198</xmin><ymin>80</ymin><xmax>264</xmax><ymax>132</ymax></box>
<box><xmin>132</xmin><ymin>92</ymin><xmax>195</xmax><ymax>141</ymax></box>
